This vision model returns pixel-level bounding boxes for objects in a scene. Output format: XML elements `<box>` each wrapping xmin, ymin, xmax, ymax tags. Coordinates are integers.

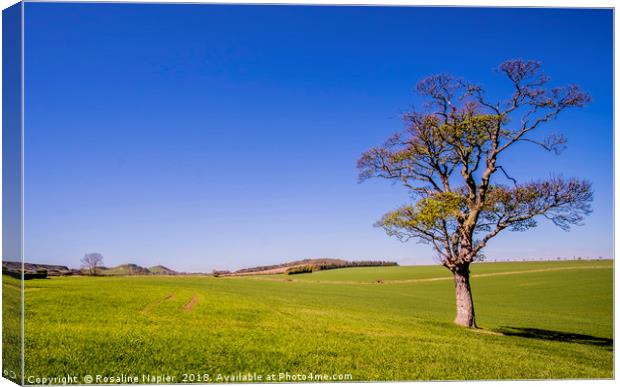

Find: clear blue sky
<box><xmin>23</xmin><ymin>4</ymin><xmax>613</xmax><ymax>272</ymax></box>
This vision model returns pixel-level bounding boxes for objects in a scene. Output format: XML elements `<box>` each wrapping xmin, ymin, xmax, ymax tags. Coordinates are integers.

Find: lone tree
<box><xmin>358</xmin><ymin>60</ymin><xmax>593</xmax><ymax>328</ymax></box>
<box><xmin>81</xmin><ymin>253</ymin><xmax>104</xmax><ymax>276</ymax></box>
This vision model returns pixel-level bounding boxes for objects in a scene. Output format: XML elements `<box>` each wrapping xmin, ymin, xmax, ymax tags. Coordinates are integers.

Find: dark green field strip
<box><xmin>243</xmin><ymin>261</ymin><xmax>612</xmax><ymax>285</ymax></box>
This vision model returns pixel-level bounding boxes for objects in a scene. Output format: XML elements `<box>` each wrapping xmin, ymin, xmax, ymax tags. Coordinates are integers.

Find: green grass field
<box><xmin>8</xmin><ymin>260</ymin><xmax>613</xmax><ymax>382</ymax></box>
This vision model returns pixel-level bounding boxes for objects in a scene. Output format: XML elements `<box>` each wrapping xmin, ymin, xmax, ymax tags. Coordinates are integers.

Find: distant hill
<box><xmin>148</xmin><ymin>265</ymin><xmax>178</xmax><ymax>275</ymax></box>
<box><xmin>230</xmin><ymin>258</ymin><xmax>398</xmax><ymax>276</ymax></box>
<box><xmin>234</xmin><ymin>258</ymin><xmax>348</xmax><ymax>275</ymax></box>
<box><xmin>2</xmin><ymin>261</ymin><xmax>76</xmax><ymax>276</ymax></box>
<box><xmin>2</xmin><ymin>261</ymin><xmax>183</xmax><ymax>277</ymax></box>
<box><xmin>98</xmin><ymin>264</ymin><xmax>179</xmax><ymax>276</ymax></box>
<box><xmin>98</xmin><ymin>264</ymin><xmax>151</xmax><ymax>276</ymax></box>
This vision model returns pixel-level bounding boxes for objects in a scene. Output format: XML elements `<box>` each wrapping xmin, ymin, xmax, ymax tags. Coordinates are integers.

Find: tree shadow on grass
<box><xmin>498</xmin><ymin>326</ymin><xmax>613</xmax><ymax>350</ymax></box>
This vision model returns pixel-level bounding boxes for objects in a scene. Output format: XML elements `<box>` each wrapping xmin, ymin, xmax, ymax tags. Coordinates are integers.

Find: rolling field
<box><xmin>8</xmin><ymin>260</ymin><xmax>613</xmax><ymax>382</ymax></box>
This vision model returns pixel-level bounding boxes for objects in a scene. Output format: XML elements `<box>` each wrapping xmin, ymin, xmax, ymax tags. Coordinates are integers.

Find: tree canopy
<box><xmin>358</xmin><ymin>59</ymin><xmax>593</xmax><ymax>271</ymax></box>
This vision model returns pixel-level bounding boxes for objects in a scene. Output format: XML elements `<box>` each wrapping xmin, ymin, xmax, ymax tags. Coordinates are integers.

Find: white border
<box><xmin>0</xmin><ymin>2</ymin><xmax>616</xmax><ymax>387</ymax></box>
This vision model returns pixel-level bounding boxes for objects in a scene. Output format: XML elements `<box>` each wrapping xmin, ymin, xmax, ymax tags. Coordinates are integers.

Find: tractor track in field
<box><xmin>141</xmin><ymin>293</ymin><xmax>175</xmax><ymax>314</ymax></box>
<box><xmin>229</xmin><ymin>265</ymin><xmax>612</xmax><ymax>285</ymax></box>
<box><xmin>182</xmin><ymin>294</ymin><xmax>199</xmax><ymax>312</ymax></box>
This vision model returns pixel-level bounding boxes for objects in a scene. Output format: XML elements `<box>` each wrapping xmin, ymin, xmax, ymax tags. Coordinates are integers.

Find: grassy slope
<box><xmin>148</xmin><ymin>266</ymin><xmax>175</xmax><ymax>275</ymax></box>
<box><xmin>98</xmin><ymin>265</ymin><xmax>149</xmax><ymax>276</ymax></box>
<box><xmin>21</xmin><ymin>260</ymin><xmax>612</xmax><ymax>381</ymax></box>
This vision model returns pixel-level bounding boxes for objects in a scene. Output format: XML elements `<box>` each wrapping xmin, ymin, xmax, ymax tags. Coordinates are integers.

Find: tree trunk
<box><xmin>453</xmin><ymin>265</ymin><xmax>476</xmax><ymax>328</ymax></box>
